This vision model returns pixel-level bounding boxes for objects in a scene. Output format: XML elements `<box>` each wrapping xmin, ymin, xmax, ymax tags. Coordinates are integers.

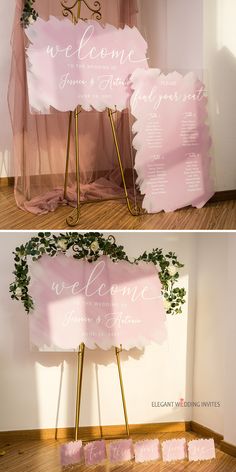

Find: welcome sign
<box><xmin>25</xmin><ymin>17</ymin><xmax>148</xmax><ymax>113</ymax></box>
<box><xmin>29</xmin><ymin>255</ymin><xmax>166</xmax><ymax>351</ymax></box>
<box><xmin>131</xmin><ymin>69</ymin><xmax>214</xmax><ymax>213</ymax></box>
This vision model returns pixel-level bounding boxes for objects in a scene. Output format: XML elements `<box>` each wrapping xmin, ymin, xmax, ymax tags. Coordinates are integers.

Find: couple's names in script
<box><xmin>62</xmin><ymin>311</ymin><xmax>142</xmax><ymax>329</ymax></box>
<box><xmin>59</xmin><ymin>74</ymin><xmax>129</xmax><ymax>91</ymax></box>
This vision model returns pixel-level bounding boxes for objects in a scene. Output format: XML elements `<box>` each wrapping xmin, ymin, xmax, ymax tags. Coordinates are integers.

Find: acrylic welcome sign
<box><xmin>130</xmin><ymin>69</ymin><xmax>214</xmax><ymax>213</ymax></box>
<box><xmin>25</xmin><ymin>17</ymin><xmax>148</xmax><ymax>113</ymax></box>
<box><xmin>29</xmin><ymin>254</ymin><xmax>166</xmax><ymax>351</ymax></box>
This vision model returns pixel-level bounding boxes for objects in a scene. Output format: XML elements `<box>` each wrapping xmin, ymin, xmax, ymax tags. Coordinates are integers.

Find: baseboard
<box><xmin>190</xmin><ymin>421</ymin><xmax>224</xmax><ymax>444</ymax></box>
<box><xmin>0</xmin><ymin>421</ymin><xmax>190</xmax><ymax>441</ymax></box>
<box><xmin>221</xmin><ymin>440</ymin><xmax>236</xmax><ymax>458</ymax></box>
<box><xmin>0</xmin><ymin>177</ymin><xmax>14</xmax><ymax>187</ymax></box>
<box><xmin>209</xmin><ymin>190</ymin><xmax>236</xmax><ymax>202</ymax></box>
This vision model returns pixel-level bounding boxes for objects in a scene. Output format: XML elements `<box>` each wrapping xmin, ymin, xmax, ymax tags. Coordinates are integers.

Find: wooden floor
<box><xmin>1</xmin><ymin>187</ymin><xmax>236</xmax><ymax>230</ymax></box>
<box><xmin>0</xmin><ymin>432</ymin><xmax>236</xmax><ymax>471</ymax></box>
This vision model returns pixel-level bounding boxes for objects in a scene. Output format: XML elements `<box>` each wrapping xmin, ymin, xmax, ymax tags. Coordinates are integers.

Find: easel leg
<box><xmin>75</xmin><ymin>343</ymin><xmax>85</xmax><ymax>441</ymax></box>
<box><xmin>115</xmin><ymin>345</ymin><xmax>130</xmax><ymax>437</ymax></box>
<box><xmin>108</xmin><ymin>108</ymin><xmax>142</xmax><ymax>217</ymax></box>
<box><xmin>64</xmin><ymin>111</ymin><xmax>73</xmax><ymax>200</ymax></box>
<box><xmin>66</xmin><ymin>107</ymin><xmax>82</xmax><ymax>227</ymax></box>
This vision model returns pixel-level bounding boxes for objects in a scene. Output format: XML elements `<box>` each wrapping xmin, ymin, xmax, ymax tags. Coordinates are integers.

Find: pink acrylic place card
<box><xmin>162</xmin><ymin>438</ymin><xmax>187</xmax><ymax>462</ymax></box>
<box><xmin>60</xmin><ymin>440</ymin><xmax>84</xmax><ymax>467</ymax></box>
<box><xmin>188</xmin><ymin>439</ymin><xmax>216</xmax><ymax>461</ymax></box>
<box><xmin>130</xmin><ymin>69</ymin><xmax>214</xmax><ymax>213</ymax></box>
<box><xmin>25</xmin><ymin>17</ymin><xmax>148</xmax><ymax>113</ymax></box>
<box><xmin>109</xmin><ymin>439</ymin><xmax>134</xmax><ymax>463</ymax></box>
<box><xmin>84</xmin><ymin>440</ymin><xmax>106</xmax><ymax>465</ymax></box>
<box><xmin>134</xmin><ymin>439</ymin><xmax>161</xmax><ymax>463</ymax></box>
<box><xmin>29</xmin><ymin>254</ymin><xmax>166</xmax><ymax>351</ymax></box>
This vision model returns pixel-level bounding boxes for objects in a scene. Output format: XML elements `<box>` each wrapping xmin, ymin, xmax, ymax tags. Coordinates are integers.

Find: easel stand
<box><xmin>61</xmin><ymin>0</ymin><xmax>142</xmax><ymax>227</ymax></box>
<box><xmin>75</xmin><ymin>343</ymin><xmax>130</xmax><ymax>442</ymax></box>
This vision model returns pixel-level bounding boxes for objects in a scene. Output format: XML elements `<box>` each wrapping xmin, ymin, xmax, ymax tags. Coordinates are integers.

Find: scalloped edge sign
<box><xmin>29</xmin><ymin>254</ymin><xmax>167</xmax><ymax>351</ymax></box>
<box><xmin>25</xmin><ymin>16</ymin><xmax>148</xmax><ymax>113</ymax></box>
<box><xmin>130</xmin><ymin>68</ymin><xmax>214</xmax><ymax>213</ymax></box>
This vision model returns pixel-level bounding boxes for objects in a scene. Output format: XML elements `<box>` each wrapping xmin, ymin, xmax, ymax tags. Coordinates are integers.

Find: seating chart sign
<box><xmin>29</xmin><ymin>255</ymin><xmax>166</xmax><ymax>351</ymax></box>
<box><xmin>25</xmin><ymin>17</ymin><xmax>148</xmax><ymax>113</ymax></box>
<box><xmin>131</xmin><ymin>69</ymin><xmax>214</xmax><ymax>213</ymax></box>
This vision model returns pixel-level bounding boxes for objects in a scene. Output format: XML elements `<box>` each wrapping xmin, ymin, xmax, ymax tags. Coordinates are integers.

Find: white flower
<box><xmin>168</xmin><ymin>265</ymin><xmax>178</xmax><ymax>277</ymax></box>
<box><xmin>15</xmin><ymin>287</ymin><xmax>22</xmax><ymax>297</ymax></box>
<box><xmin>28</xmin><ymin>15</ymin><xmax>35</xmax><ymax>25</ymax></box>
<box><xmin>57</xmin><ymin>239</ymin><xmax>67</xmax><ymax>251</ymax></box>
<box><xmin>163</xmin><ymin>299</ymin><xmax>171</xmax><ymax>311</ymax></box>
<box><xmin>90</xmin><ymin>240</ymin><xmax>99</xmax><ymax>252</ymax></box>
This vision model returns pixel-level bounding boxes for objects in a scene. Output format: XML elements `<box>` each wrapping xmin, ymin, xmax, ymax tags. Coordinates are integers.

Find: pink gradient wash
<box><xmin>161</xmin><ymin>438</ymin><xmax>187</xmax><ymax>462</ymax></box>
<box><xmin>188</xmin><ymin>439</ymin><xmax>216</xmax><ymax>461</ymax></box>
<box><xmin>60</xmin><ymin>440</ymin><xmax>83</xmax><ymax>466</ymax></box>
<box><xmin>84</xmin><ymin>440</ymin><xmax>106</xmax><ymax>465</ymax></box>
<box><xmin>25</xmin><ymin>17</ymin><xmax>148</xmax><ymax>113</ymax></box>
<box><xmin>109</xmin><ymin>439</ymin><xmax>134</xmax><ymax>463</ymax></box>
<box><xmin>131</xmin><ymin>69</ymin><xmax>214</xmax><ymax>213</ymax></box>
<box><xmin>29</xmin><ymin>255</ymin><xmax>166</xmax><ymax>351</ymax></box>
<box><xmin>134</xmin><ymin>439</ymin><xmax>161</xmax><ymax>462</ymax></box>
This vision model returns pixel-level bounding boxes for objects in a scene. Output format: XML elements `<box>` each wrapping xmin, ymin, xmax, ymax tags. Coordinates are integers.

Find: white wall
<box><xmin>0</xmin><ymin>232</ymin><xmax>195</xmax><ymax>432</ymax></box>
<box><xmin>224</xmin><ymin>236</ymin><xmax>236</xmax><ymax>445</ymax></box>
<box><xmin>138</xmin><ymin>0</ymin><xmax>236</xmax><ymax>191</ymax></box>
<box><xmin>193</xmin><ymin>233</ymin><xmax>236</xmax><ymax>446</ymax></box>
<box><xmin>204</xmin><ymin>0</ymin><xmax>236</xmax><ymax>191</ymax></box>
<box><xmin>192</xmin><ymin>235</ymin><xmax>226</xmax><ymax>435</ymax></box>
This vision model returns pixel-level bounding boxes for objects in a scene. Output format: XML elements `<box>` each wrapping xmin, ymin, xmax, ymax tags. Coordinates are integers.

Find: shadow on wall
<box><xmin>205</xmin><ymin>0</ymin><xmax>236</xmax><ymax>190</ymax></box>
<box><xmin>211</xmin><ymin>46</ymin><xmax>236</xmax><ymax>189</ymax></box>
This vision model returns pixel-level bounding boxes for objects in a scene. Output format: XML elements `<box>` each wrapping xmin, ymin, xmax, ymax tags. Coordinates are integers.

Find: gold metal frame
<box><xmin>75</xmin><ymin>343</ymin><xmax>130</xmax><ymax>441</ymax></box>
<box><xmin>61</xmin><ymin>0</ymin><xmax>142</xmax><ymax>227</ymax></box>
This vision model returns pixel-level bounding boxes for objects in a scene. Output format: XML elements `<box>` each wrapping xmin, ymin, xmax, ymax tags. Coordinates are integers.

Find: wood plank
<box><xmin>1</xmin><ymin>186</ymin><xmax>236</xmax><ymax>230</ymax></box>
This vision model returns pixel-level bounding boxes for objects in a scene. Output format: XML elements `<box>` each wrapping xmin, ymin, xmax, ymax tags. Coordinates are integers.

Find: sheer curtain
<box><xmin>8</xmin><ymin>0</ymin><xmax>139</xmax><ymax>214</ymax></box>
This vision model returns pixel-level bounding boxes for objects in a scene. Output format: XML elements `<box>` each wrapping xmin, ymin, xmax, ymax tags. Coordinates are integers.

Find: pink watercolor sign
<box><xmin>84</xmin><ymin>440</ymin><xmax>106</xmax><ymax>465</ymax></box>
<box><xmin>134</xmin><ymin>439</ymin><xmax>161</xmax><ymax>463</ymax></box>
<box><xmin>130</xmin><ymin>69</ymin><xmax>214</xmax><ymax>213</ymax></box>
<box><xmin>162</xmin><ymin>439</ymin><xmax>187</xmax><ymax>462</ymax></box>
<box><xmin>60</xmin><ymin>440</ymin><xmax>84</xmax><ymax>467</ymax></box>
<box><xmin>109</xmin><ymin>440</ymin><xmax>134</xmax><ymax>463</ymax></box>
<box><xmin>25</xmin><ymin>17</ymin><xmax>148</xmax><ymax>113</ymax></box>
<box><xmin>29</xmin><ymin>255</ymin><xmax>166</xmax><ymax>351</ymax></box>
<box><xmin>188</xmin><ymin>439</ymin><xmax>216</xmax><ymax>461</ymax></box>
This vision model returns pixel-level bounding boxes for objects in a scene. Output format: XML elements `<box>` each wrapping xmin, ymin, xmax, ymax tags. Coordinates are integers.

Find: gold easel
<box><xmin>75</xmin><ymin>343</ymin><xmax>130</xmax><ymax>441</ymax></box>
<box><xmin>61</xmin><ymin>0</ymin><xmax>142</xmax><ymax>227</ymax></box>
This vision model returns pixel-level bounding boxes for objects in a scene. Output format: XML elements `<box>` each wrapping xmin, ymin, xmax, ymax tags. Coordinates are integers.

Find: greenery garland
<box><xmin>9</xmin><ymin>232</ymin><xmax>186</xmax><ymax>315</ymax></box>
<box><xmin>21</xmin><ymin>0</ymin><xmax>38</xmax><ymax>28</ymax></box>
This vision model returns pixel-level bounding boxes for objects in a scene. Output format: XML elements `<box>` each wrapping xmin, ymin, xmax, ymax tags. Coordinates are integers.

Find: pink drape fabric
<box><xmin>8</xmin><ymin>0</ymin><xmax>138</xmax><ymax>214</ymax></box>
